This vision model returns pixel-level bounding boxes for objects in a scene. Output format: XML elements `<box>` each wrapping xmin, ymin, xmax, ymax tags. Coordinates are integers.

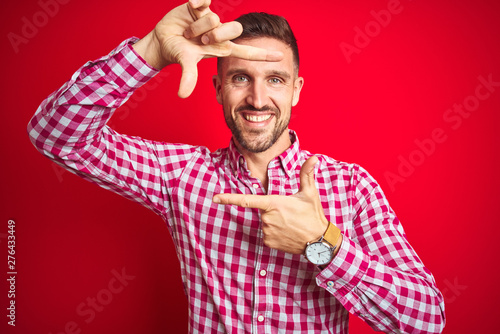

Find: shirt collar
<box><xmin>228</xmin><ymin>130</ymin><xmax>301</xmax><ymax>179</ymax></box>
<box><xmin>277</xmin><ymin>130</ymin><xmax>301</xmax><ymax>177</ymax></box>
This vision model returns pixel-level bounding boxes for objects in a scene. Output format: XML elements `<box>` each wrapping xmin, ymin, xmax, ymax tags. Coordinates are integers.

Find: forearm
<box><xmin>26</xmin><ymin>38</ymin><xmax>177</xmax><ymax>214</ymax></box>
<box><xmin>27</xmin><ymin>38</ymin><xmax>158</xmax><ymax>160</ymax></box>
<box><xmin>319</xmin><ymin>236</ymin><xmax>445</xmax><ymax>333</ymax></box>
<box><xmin>314</xmin><ymin>165</ymin><xmax>445</xmax><ymax>333</ymax></box>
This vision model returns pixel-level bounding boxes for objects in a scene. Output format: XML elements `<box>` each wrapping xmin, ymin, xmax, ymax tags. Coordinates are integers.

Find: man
<box><xmin>28</xmin><ymin>0</ymin><xmax>445</xmax><ymax>333</ymax></box>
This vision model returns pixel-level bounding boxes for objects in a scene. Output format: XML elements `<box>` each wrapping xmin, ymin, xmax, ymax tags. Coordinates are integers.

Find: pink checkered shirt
<box><xmin>28</xmin><ymin>38</ymin><xmax>445</xmax><ymax>333</ymax></box>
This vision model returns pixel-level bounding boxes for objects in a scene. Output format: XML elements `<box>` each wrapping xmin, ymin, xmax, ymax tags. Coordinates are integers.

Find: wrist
<box><xmin>331</xmin><ymin>232</ymin><xmax>343</xmax><ymax>257</ymax></box>
<box><xmin>323</xmin><ymin>223</ymin><xmax>341</xmax><ymax>248</ymax></box>
<box><xmin>318</xmin><ymin>224</ymin><xmax>342</xmax><ymax>269</ymax></box>
<box><xmin>304</xmin><ymin>222</ymin><xmax>342</xmax><ymax>267</ymax></box>
<box><xmin>133</xmin><ymin>31</ymin><xmax>171</xmax><ymax>70</ymax></box>
<box><xmin>323</xmin><ymin>222</ymin><xmax>342</xmax><ymax>259</ymax></box>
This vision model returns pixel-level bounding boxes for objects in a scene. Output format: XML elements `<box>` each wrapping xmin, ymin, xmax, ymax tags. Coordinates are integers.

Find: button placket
<box><xmin>252</xmin><ymin>243</ymin><xmax>267</xmax><ymax>330</ymax></box>
<box><xmin>267</xmin><ymin>162</ymin><xmax>286</xmax><ymax>195</ymax></box>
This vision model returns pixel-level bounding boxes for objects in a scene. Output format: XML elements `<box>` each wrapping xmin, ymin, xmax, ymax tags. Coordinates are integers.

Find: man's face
<box><xmin>213</xmin><ymin>37</ymin><xmax>304</xmax><ymax>154</ymax></box>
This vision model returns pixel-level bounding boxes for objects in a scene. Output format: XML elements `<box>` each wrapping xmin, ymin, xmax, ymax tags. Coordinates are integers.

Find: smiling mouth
<box><xmin>243</xmin><ymin>114</ymin><xmax>272</xmax><ymax>122</ymax></box>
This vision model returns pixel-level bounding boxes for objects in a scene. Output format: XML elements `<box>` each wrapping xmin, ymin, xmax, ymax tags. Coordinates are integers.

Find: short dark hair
<box><xmin>217</xmin><ymin>12</ymin><xmax>299</xmax><ymax>73</ymax></box>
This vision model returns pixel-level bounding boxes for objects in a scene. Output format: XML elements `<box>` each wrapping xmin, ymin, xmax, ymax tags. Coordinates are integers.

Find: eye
<box><xmin>233</xmin><ymin>75</ymin><xmax>248</xmax><ymax>83</ymax></box>
<box><xmin>269</xmin><ymin>77</ymin><xmax>283</xmax><ymax>84</ymax></box>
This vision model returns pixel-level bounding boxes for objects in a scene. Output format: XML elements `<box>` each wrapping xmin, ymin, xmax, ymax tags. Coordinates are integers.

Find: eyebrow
<box><xmin>225</xmin><ymin>68</ymin><xmax>292</xmax><ymax>81</ymax></box>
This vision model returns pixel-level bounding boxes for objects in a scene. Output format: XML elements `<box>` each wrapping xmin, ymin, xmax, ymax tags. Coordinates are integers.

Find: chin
<box><xmin>239</xmin><ymin>134</ymin><xmax>276</xmax><ymax>153</ymax></box>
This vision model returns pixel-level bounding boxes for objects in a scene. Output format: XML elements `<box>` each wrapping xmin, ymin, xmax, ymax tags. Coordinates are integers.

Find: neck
<box><xmin>235</xmin><ymin>130</ymin><xmax>292</xmax><ymax>192</ymax></box>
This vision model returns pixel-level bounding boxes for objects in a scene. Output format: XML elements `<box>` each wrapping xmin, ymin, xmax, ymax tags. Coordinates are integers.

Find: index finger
<box><xmin>201</xmin><ymin>22</ymin><xmax>284</xmax><ymax>62</ymax></box>
<box><xmin>213</xmin><ymin>193</ymin><xmax>272</xmax><ymax>210</ymax></box>
<box><xmin>230</xmin><ymin>43</ymin><xmax>284</xmax><ymax>62</ymax></box>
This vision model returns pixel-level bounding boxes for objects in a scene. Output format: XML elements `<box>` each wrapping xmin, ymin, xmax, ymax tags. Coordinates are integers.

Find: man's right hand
<box><xmin>133</xmin><ymin>0</ymin><xmax>283</xmax><ymax>98</ymax></box>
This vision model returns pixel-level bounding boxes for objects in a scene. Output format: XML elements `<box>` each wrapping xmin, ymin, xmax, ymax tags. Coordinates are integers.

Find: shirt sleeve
<box><xmin>27</xmin><ymin>38</ymin><xmax>200</xmax><ymax>219</ymax></box>
<box><xmin>316</xmin><ymin>165</ymin><xmax>446</xmax><ymax>333</ymax></box>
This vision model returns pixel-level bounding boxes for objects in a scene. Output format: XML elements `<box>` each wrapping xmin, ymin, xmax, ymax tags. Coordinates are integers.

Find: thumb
<box><xmin>178</xmin><ymin>59</ymin><xmax>199</xmax><ymax>98</ymax></box>
<box><xmin>299</xmin><ymin>155</ymin><xmax>319</xmax><ymax>194</ymax></box>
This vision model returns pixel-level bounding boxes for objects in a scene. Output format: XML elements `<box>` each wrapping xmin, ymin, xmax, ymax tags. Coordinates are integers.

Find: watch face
<box><xmin>305</xmin><ymin>242</ymin><xmax>333</xmax><ymax>265</ymax></box>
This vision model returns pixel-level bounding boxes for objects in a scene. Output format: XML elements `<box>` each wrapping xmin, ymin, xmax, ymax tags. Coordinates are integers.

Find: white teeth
<box><xmin>244</xmin><ymin>114</ymin><xmax>272</xmax><ymax>122</ymax></box>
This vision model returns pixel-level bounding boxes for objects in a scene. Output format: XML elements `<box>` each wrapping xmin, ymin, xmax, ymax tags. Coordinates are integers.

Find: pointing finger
<box><xmin>213</xmin><ymin>193</ymin><xmax>272</xmax><ymax>211</ymax></box>
<box><xmin>198</xmin><ymin>22</ymin><xmax>283</xmax><ymax>62</ymax></box>
<box><xmin>299</xmin><ymin>156</ymin><xmax>319</xmax><ymax>194</ymax></box>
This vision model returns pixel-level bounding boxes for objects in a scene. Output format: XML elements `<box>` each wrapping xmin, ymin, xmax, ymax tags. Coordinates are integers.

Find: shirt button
<box><xmin>239</xmin><ymin>157</ymin><xmax>244</xmax><ymax>165</ymax></box>
<box><xmin>259</xmin><ymin>269</ymin><xmax>267</xmax><ymax>277</ymax></box>
<box><xmin>252</xmin><ymin>183</ymin><xmax>259</xmax><ymax>189</ymax></box>
<box><xmin>257</xmin><ymin>315</ymin><xmax>265</xmax><ymax>322</ymax></box>
<box><xmin>327</xmin><ymin>281</ymin><xmax>335</xmax><ymax>288</ymax></box>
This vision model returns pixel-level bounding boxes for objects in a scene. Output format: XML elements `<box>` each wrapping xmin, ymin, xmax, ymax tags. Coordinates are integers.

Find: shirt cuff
<box><xmin>316</xmin><ymin>236</ymin><xmax>370</xmax><ymax>297</ymax></box>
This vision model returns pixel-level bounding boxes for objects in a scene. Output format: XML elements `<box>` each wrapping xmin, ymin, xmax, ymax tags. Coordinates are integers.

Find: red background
<box><xmin>1</xmin><ymin>0</ymin><xmax>499</xmax><ymax>333</ymax></box>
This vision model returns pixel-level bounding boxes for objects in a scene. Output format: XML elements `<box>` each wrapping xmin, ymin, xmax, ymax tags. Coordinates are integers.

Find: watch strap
<box><xmin>323</xmin><ymin>222</ymin><xmax>341</xmax><ymax>247</ymax></box>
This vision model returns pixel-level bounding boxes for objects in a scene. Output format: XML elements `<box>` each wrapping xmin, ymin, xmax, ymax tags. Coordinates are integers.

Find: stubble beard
<box><xmin>224</xmin><ymin>107</ymin><xmax>290</xmax><ymax>153</ymax></box>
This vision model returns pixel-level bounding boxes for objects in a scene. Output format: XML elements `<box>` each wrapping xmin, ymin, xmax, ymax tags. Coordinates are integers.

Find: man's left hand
<box><xmin>213</xmin><ymin>156</ymin><xmax>329</xmax><ymax>254</ymax></box>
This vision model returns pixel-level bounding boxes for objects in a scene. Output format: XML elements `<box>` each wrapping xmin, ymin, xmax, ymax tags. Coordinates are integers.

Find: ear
<box><xmin>212</xmin><ymin>75</ymin><xmax>223</xmax><ymax>105</ymax></box>
<box><xmin>291</xmin><ymin>76</ymin><xmax>304</xmax><ymax>107</ymax></box>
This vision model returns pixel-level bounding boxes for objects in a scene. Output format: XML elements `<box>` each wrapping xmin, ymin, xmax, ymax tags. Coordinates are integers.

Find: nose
<box><xmin>245</xmin><ymin>81</ymin><xmax>268</xmax><ymax>109</ymax></box>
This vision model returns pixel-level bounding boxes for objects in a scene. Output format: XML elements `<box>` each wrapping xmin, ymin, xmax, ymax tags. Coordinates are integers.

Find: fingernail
<box><xmin>212</xmin><ymin>196</ymin><xmax>220</xmax><ymax>204</ymax></box>
<box><xmin>190</xmin><ymin>0</ymin><xmax>200</xmax><ymax>6</ymax></box>
<box><xmin>201</xmin><ymin>35</ymin><xmax>209</xmax><ymax>45</ymax></box>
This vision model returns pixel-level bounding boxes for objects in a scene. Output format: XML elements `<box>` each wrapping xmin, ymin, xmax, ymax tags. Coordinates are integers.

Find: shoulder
<box><xmin>300</xmin><ymin>150</ymin><xmax>364</xmax><ymax>177</ymax></box>
<box><xmin>301</xmin><ymin>150</ymin><xmax>379</xmax><ymax>189</ymax></box>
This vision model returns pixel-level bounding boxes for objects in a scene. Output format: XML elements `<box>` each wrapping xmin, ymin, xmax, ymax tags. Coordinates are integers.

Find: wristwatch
<box><xmin>304</xmin><ymin>222</ymin><xmax>341</xmax><ymax>266</ymax></box>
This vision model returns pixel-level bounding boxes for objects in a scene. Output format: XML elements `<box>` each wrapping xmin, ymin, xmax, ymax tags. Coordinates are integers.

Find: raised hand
<box><xmin>133</xmin><ymin>0</ymin><xmax>284</xmax><ymax>98</ymax></box>
<box><xmin>213</xmin><ymin>156</ymin><xmax>334</xmax><ymax>254</ymax></box>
